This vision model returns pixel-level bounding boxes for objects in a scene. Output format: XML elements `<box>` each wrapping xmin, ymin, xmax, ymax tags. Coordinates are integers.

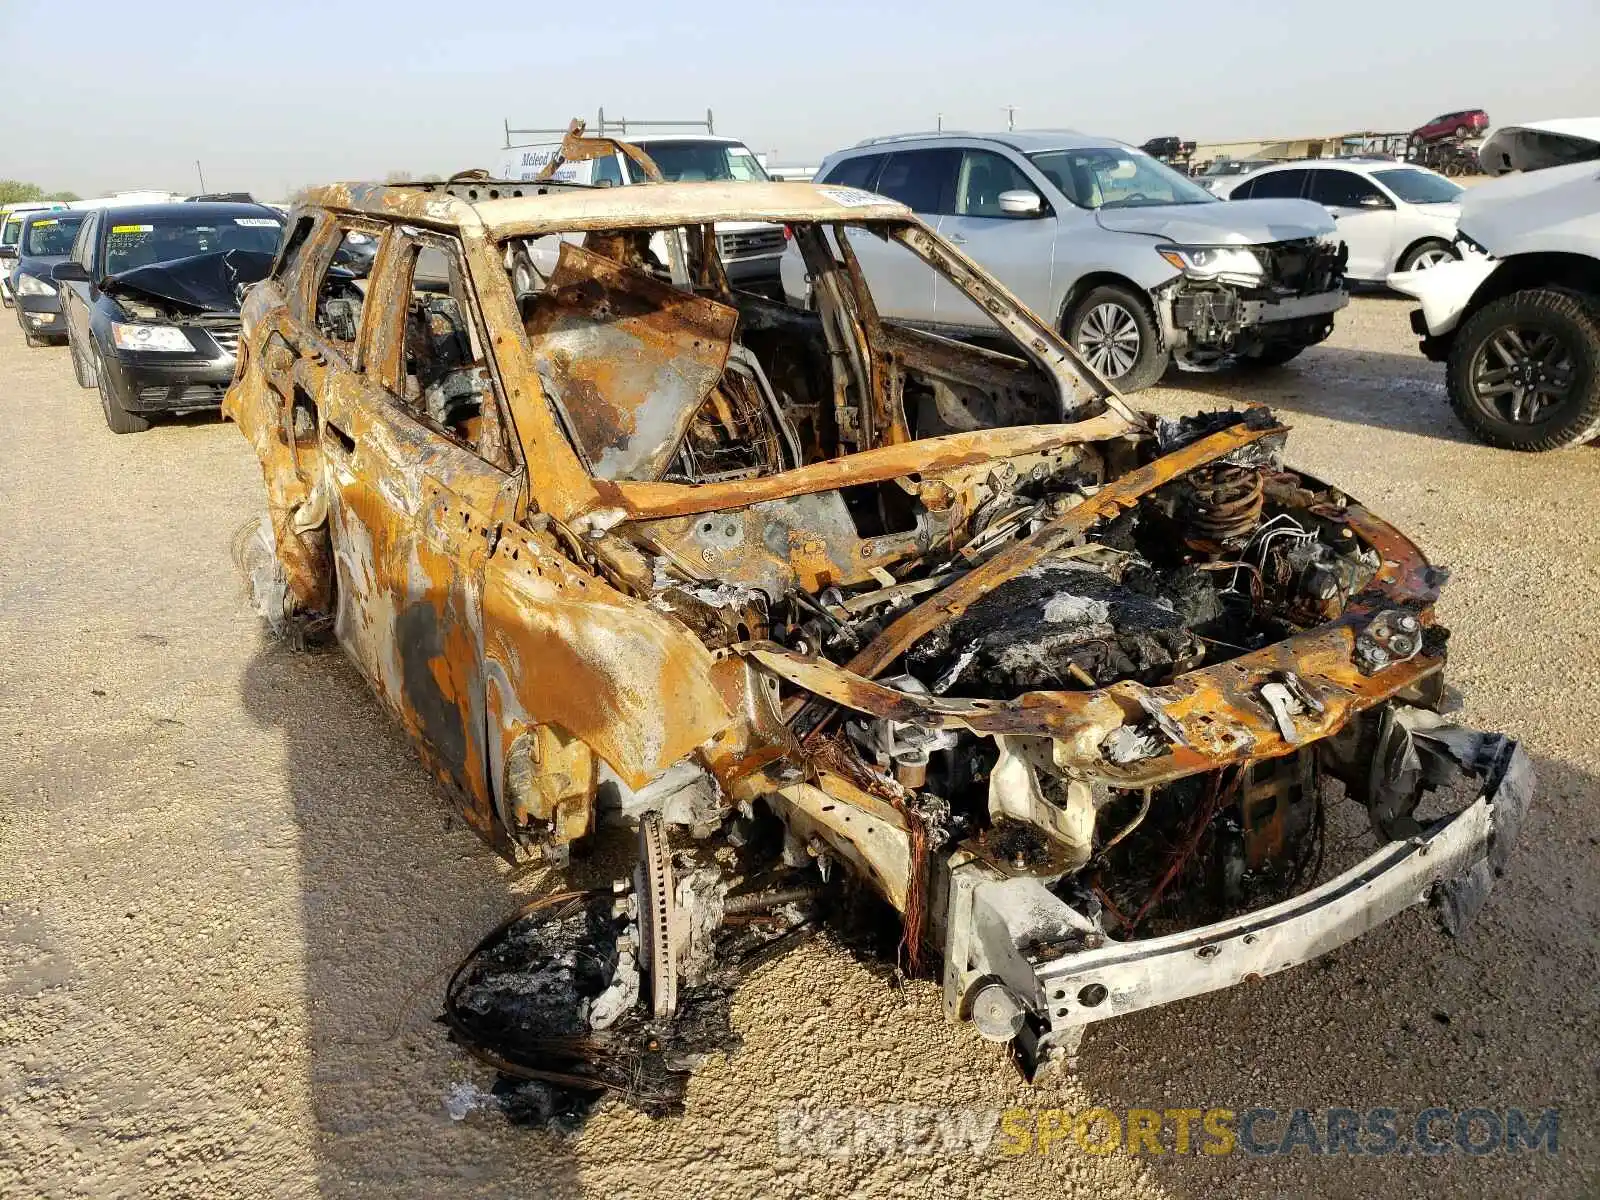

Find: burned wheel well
<box><xmin>1464</xmin><ymin>252</ymin><xmax>1600</xmax><ymax>325</ymax></box>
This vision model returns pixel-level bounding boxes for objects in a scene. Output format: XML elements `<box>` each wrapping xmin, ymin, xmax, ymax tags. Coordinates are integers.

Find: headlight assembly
<box><xmin>1156</xmin><ymin>245</ymin><xmax>1264</xmax><ymax>277</ymax></box>
<box><xmin>15</xmin><ymin>273</ymin><xmax>55</xmax><ymax>297</ymax></box>
<box><xmin>110</xmin><ymin>322</ymin><xmax>194</xmax><ymax>353</ymax></box>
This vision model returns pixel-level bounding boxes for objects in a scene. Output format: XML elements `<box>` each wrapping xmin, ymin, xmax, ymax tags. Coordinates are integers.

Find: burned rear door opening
<box><xmin>225</xmin><ymin>166</ymin><xmax>1533</xmax><ymax>1122</ymax></box>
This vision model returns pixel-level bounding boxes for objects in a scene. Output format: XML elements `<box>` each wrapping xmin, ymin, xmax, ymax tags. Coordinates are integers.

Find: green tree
<box><xmin>0</xmin><ymin>180</ymin><xmax>45</xmax><ymax>205</ymax></box>
<box><xmin>45</xmin><ymin>190</ymin><xmax>80</xmax><ymax>203</ymax></box>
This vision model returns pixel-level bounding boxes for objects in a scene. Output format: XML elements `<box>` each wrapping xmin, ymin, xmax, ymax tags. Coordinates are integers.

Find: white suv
<box><xmin>1224</xmin><ymin>159</ymin><xmax>1464</xmax><ymax>282</ymax></box>
<box><xmin>780</xmin><ymin>131</ymin><xmax>1347</xmax><ymax>391</ymax></box>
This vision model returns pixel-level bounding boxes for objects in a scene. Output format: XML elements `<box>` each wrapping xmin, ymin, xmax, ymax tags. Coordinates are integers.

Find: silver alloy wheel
<box><xmin>1411</xmin><ymin>247</ymin><xmax>1454</xmax><ymax>270</ymax></box>
<box><xmin>1076</xmin><ymin>301</ymin><xmax>1142</xmax><ymax>378</ymax></box>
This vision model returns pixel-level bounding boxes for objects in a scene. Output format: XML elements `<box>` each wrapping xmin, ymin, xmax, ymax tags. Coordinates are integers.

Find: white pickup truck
<box><xmin>1390</xmin><ymin>120</ymin><xmax>1600</xmax><ymax>451</ymax></box>
<box><xmin>495</xmin><ymin>120</ymin><xmax>787</xmax><ymax>295</ymax></box>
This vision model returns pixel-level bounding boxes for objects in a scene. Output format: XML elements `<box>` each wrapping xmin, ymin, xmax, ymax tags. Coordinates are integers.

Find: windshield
<box><xmin>1</xmin><ymin>217</ymin><xmax>22</xmax><ymax>247</ymax></box>
<box><xmin>23</xmin><ymin>214</ymin><xmax>85</xmax><ymax>257</ymax></box>
<box><xmin>102</xmin><ymin>213</ymin><xmax>284</xmax><ymax>276</ymax></box>
<box><xmin>1372</xmin><ymin>168</ymin><xmax>1464</xmax><ymax>205</ymax></box>
<box><xmin>633</xmin><ymin>140</ymin><xmax>770</xmax><ymax>183</ymax></box>
<box><xmin>1029</xmin><ymin>147</ymin><xmax>1214</xmax><ymax>209</ymax></box>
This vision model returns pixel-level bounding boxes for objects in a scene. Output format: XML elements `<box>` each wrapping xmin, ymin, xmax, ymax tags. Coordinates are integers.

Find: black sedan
<box><xmin>1</xmin><ymin>209</ymin><xmax>88</xmax><ymax>346</ymax></box>
<box><xmin>55</xmin><ymin>202</ymin><xmax>286</xmax><ymax>433</ymax></box>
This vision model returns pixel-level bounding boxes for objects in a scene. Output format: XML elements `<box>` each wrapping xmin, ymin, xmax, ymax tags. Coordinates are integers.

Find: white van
<box><xmin>495</xmin><ymin>118</ymin><xmax>787</xmax><ymax>293</ymax></box>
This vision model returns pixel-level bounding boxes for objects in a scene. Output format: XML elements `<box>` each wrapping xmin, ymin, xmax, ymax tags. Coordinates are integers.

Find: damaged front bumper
<box><xmin>1161</xmin><ymin>284</ymin><xmax>1347</xmax><ymax>357</ymax></box>
<box><xmin>1158</xmin><ymin>237</ymin><xmax>1349</xmax><ymax>360</ymax></box>
<box><xmin>942</xmin><ymin>709</ymin><xmax>1532</xmax><ymax>1076</ymax></box>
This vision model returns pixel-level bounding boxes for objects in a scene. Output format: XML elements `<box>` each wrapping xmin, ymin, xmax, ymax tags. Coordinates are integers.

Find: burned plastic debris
<box><xmin>441</xmin><ymin>889</ymin><xmax>746</xmax><ymax>1127</ymax></box>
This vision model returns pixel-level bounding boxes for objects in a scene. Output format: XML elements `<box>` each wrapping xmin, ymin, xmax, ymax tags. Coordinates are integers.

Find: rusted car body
<box><xmin>227</xmin><ymin>166</ymin><xmax>1531</xmax><ymax>1078</ymax></box>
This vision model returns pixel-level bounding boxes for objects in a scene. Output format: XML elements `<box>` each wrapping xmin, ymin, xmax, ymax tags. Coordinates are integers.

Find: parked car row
<box><xmin>11</xmin><ymin>121</ymin><xmax>1589</xmax><ymax>457</ymax></box>
<box><xmin>1</xmin><ymin>199</ymin><xmax>285</xmax><ymax>431</ymax></box>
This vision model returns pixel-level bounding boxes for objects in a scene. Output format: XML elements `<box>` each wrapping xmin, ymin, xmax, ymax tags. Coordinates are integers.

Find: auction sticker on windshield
<box><xmin>234</xmin><ymin>218</ymin><xmax>280</xmax><ymax>227</ymax></box>
<box><xmin>112</xmin><ymin>224</ymin><xmax>154</xmax><ymax>234</ymax></box>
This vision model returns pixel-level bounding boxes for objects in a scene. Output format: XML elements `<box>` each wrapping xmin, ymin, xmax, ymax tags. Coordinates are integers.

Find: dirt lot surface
<box><xmin>3</xmin><ymin>295</ymin><xmax>1596</xmax><ymax>1199</ymax></box>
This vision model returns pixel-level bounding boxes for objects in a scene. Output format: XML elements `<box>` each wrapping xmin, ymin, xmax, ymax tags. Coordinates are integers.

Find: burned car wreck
<box><xmin>226</xmin><ymin>151</ymin><xmax>1532</xmax><ymax>1114</ymax></box>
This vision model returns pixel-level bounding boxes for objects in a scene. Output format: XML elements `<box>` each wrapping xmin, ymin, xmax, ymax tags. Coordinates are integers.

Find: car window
<box><xmin>1371</xmin><ymin>168</ymin><xmax>1463</xmax><ymax>205</ymax></box>
<box><xmin>101</xmin><ymin>212</ymin><xmax>284</xmax><ymax>276</ymax></box>
<box><xmin>592</xmin><ymin>154</ymin><xmax>624</xmax><ymax>187</ymax></box>
<box><xmin>633</xmin><ymin>140</ymin><xmax>771</xmax><ymax>183</ymax></box>
<box><xmin>72</xmin><ymin>213</ymin><xmax>99</xmax><ymax>268</ymax></box>
<box><xmin>1241</xmin><ymin>169</ymin><xmax>1308</xmax><ymax>200</ymax></box>
<box><xmin>1306</xmin><ymin>170</ymin><xmax>1387</xmax><ymax>208</ymax></box>
<box><xmin>822</xmin><ymin>154</ymin><xmax>885</xmax><ymax>191</ymax></box>
<box><xmin>1027</xmin><ymin>146</ymin><xmax>1214</xmax><ymax>209</ymax></box>
<box><xmin>872</xmin><ymin>149</ymin><xmax>959</xmax><ymax>215</ymax></box>
<box><xmin>378</xmin><ymin>232</ymin><xmax>512</xmax><ymax>468</ymax></box>
<box><xmin>314</xmin><ymin>225</ymin><xmax>381</xmax><ymax>358</ymax></box>
<box><xmin>23</xmin><ymin>214</ymin><xmax>84</xmax><ymax>256</ymax></box>
<box><xmin>955</xmin><ymin>150</ymin><xmax>1045</xmax><ymax>217</ymax></box>
<box><xmin>1</xmin><ymin>217</ymin><xmax>21</xmax><ymax>248</ymax></box>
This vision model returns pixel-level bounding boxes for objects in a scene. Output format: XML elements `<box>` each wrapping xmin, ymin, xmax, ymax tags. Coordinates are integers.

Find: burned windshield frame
<box><xmin>499</xmin><ymin>216</ymin><xmax>1106</xmax><ymax>485</ymax></box>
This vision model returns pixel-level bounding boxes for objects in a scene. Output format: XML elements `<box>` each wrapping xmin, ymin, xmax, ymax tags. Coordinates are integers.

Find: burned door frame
<box><xmin>313</xmin><ymin>219</ymin><xmax>523</xmax><ymax>842</ymax></box>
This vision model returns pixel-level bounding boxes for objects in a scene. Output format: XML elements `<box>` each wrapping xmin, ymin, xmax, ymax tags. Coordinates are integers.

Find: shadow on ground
<box><xmin>1159</xmin><ymin>343</ymin><xmax>1486</xmax><ymax>447</ymax></box>
<box><xmin>240</xmin><ymin>640</ymin><xmax>583</xmax><ymax>1198</ymax></box>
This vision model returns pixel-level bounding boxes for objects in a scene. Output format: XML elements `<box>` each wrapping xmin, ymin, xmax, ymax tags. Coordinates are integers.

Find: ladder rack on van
<box><xmin>504</xmin><ymin>108</ymin><xmax>715</xmax><ymax>148</ymax></box>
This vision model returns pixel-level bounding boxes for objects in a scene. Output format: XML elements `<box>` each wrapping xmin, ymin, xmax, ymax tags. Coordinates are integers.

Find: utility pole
<box><xmin>1002</xmin><ymin>105</ymin><xmax>1018</xmax><ymax>132</ymax></box>
<box><xmin>195</xmin><ymin>160</ymin><xmax>207</xmax><ymax>193</ymax></box>
<box><xmin>936</xmin><ymin>112</ymin><xmax>943</xmax><ymax>132</ymax></box>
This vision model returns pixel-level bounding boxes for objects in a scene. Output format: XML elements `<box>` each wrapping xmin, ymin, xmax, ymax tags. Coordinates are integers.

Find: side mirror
<box><xmin>0</xmin><ymin>246</ymin><xmax>16</xmax><ymax>260</ymax></box>
<box><xmin>997</xmin><ymin>189</ymin><xmax>1043</xmax><ymax>217</ymax></box>
<box><xmin>51</xmin><ymin>261</ymin><xmax>90</xmax><ymax>283</ymax></box>
<box><xmin>1358</xmin><ymin>193</ymin><xmax>1390</xmax><ymax>210</ymax></box>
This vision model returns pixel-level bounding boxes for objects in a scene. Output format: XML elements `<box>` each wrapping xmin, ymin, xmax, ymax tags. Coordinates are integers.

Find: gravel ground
<box><xmin>2</xmin><ymin>295</ymin><xmax>1596</xmax><ymax>1199</ymax></box>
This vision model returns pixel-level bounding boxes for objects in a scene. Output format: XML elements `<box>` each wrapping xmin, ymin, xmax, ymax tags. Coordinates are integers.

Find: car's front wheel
<box><xmin>1065</xmin><ymin>285</ymin><xmax>1167</xmax><ymax>392</ymax></box>
<box><xmin>94</xmin><ymin>350</ymin><xmax>151</xmax><ymax>434</ymax></box>
<box><xmin>1398</xmin><ymin>239</ymin><xmax>1457</xmax><ymax>272</ymax></box>
<box><xmin>1446</xmin><ymin>288</ymin><xmax>1600</xmax><ymax>451</ymax></box>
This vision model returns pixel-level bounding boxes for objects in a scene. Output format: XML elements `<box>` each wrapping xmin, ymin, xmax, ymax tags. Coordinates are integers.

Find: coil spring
<box><xmin>1185</xmin><ymin>464</ymin><xmax>1265</xmax><ymax>543</ymax></box>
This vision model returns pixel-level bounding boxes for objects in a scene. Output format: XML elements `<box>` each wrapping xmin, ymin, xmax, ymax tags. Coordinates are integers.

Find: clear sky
<box><xmin>7</xmin><ymin>0</ymin><xmax>1599</xmax><ymax>200</ymax></box>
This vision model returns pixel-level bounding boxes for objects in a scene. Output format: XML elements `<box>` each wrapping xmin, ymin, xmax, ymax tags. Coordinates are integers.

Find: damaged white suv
<box><xmin>1390</xmin><ymin>124</ymin><xmax>1600</xmax><ymax>451</ymax></box>
<box><xmin>782</xmin><ymin>131</ymin><xmax>1349</xmax><ymax>391</ymax></box>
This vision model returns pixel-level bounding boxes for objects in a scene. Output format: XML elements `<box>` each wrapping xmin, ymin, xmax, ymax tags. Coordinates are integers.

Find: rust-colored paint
<box><xmin>531</xmin><ymin>119</ymin><xmax>668</xmax><ymax>185</ymax></box>
<box><xmin>597</xmin><ymin>416</ymin><xmax>1132</xmax><ymax>519</ymax></box>
<box><xmin>523</xmin><ymin>242</ymin><xmax>738</xmax><ymax>482</ymax></box>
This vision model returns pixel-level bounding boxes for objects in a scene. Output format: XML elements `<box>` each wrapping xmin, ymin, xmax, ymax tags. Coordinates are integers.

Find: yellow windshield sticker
<box><xmin>112</xmin><ymin>224</ymin><xmax>153</xmax><ymax>234</ymax></box>
<box><xmin>34</xmin><ymin>219</ymin><xmax>58</xmax><ymax>227</ymax></box>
